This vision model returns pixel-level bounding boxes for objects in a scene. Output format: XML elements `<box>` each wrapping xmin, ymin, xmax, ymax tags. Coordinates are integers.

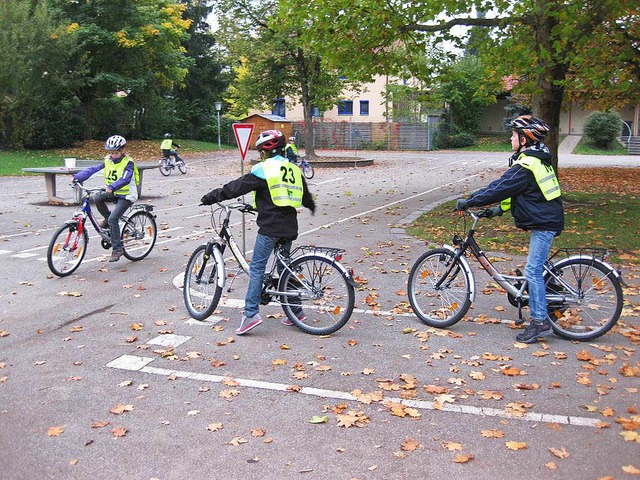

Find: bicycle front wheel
<box><xmin>177</xmin><ymin>160</ymin><xmax>187</xmax><ymax>174</ymax></box>
<box><xmin>121</xmin><ymin>211</ymin><xmax>157</xmax><ymax>261</ymax></box>
<box><xmin>47</xmin><ymin>223</ymin><xmax>89</xmax><ymax>277</ymax></box>
<box><xmin>545</xmin><ymin>257</ymin><xmax>623</xmax><ymax>341</ymax></box>
<box><xmin>159</xmin><ymin>158</ymin><xmax>171</xmax><ymax>176</ymax></box>
<box><xmin>183</xmin><ymin>244</ymin><xmax>223</xmax><ymax>320</ymax></box>
<box><xmin>280</xmin><ymin>254</ymin><xmax>355</xmax><ymax>335</ymax></box>
<box><xmin>302</xmin><ymin>162</ymin><xmax>314</xmax><ymax>179</ymax></box>
<box><xmin>407</xmin><ymin>248</ymin><xmax>472</xmax><ymax>328</ymax></box>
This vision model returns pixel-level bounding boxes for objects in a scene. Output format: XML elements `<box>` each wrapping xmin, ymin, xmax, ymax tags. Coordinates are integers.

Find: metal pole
<box><xmin>217</xmin><ymin>111</ymin><xmax>221</xmax><ymax>150</ymax></box>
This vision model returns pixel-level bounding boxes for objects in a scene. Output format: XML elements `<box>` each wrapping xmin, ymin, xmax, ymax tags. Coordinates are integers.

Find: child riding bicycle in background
<box><xmin>455</xmin><ymin>115</ymin><xmax>565</xmax><ymax>344</ymax></box>
<box><xmin>285</xmin><ymin>136</ymin><xmax>298</xmax><ymax>164</ymax></box>
<box><xmin>72</xmin><ymin>135</ymin><xmax>139</xmax><ymax>262</ymax></box>
<box><xmin>160</xmin><ymin>133</ymin><xmax>183</xmax><ymax>164</ymax></box>
<box><xmin>200</xmin><ymin>130</ymin><xmax>316</xmax><ymax>335</ymax></box>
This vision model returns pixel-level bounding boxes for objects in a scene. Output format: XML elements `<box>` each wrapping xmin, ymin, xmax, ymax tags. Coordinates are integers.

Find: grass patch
<box><xmin>407</xmin><ymin>171</ymin><xmax>639</xmax><ymax>265</ymax></box>
<box><xmin>573</xmin><ymin>138</ymin><xmax>628</xmax><ymax>155</ymax></box>
<box><xmin>454</xmin><ymin>135</ymin><xmax>512</xmax><ymax>152</ymax></box>
<box><xmin>1</xmin><ymin>139</ymin><xmax>222</xmax><ymax>176</ymax></box>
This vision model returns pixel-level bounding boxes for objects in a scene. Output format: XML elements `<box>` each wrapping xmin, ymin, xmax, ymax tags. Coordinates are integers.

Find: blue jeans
<box><xmin>94</xmin><ymin>192</ymin><xmax>132</xmax><ymax>252</ymax></box>
<box><xmin>525</xmin><ymin>230</ymin><xmax>556</xmax><ymax>321</ymax></box>
<box><xmin>244</xmin><ymin>233</ymin><xmax>292</xmax><ymax>318</ymax></box>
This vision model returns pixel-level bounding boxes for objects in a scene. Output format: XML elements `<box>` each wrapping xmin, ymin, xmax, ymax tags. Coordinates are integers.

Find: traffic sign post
<box><xmin>232</xmin><ymin>123</ymin><xmax>255</xmax><ymax>256</ymax></box>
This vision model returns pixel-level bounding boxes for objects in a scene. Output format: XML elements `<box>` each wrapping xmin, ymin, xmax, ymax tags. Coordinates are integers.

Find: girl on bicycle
<box><xmin>456</xmin><ymin>115</ymin><xmax>564</xmax><ymax>343</ymax></box>
<box><xmin>200</xmin><ymin>130</ymin><xmax>316</xmax><ymax>335</ymax></box>
<box><xmin>73</xmin><ymin>135</ymin><xmax>139</xmax><ymax>262</ymax></box>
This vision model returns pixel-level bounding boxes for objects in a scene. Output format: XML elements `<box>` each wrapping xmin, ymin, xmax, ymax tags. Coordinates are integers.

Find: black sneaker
<box><xmin>99</xmin><ymin>219</ymin><xmax>109</xmax><ymax>229</ymax></box>
<box><xmin>516</xmin><ymin>320</ymin><xmax>552</xmax><ymax>344</ymax></box>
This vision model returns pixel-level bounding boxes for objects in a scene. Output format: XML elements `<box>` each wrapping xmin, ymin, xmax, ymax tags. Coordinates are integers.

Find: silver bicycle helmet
<box><xmin>105</xmin><ymin>135</ymin><xmax>127</xmax><ymax>151</ymax></box>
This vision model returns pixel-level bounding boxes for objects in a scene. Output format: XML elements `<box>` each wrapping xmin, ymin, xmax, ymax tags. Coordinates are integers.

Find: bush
<box><xmin>448</xmin><ymin>132</ymin><xmax>477</xmax><ymax>148</ymax></box>
<box><xmin>583</xmin><ymin>111</ymin><xmax>622</xmax><ymax>150</ymax></box>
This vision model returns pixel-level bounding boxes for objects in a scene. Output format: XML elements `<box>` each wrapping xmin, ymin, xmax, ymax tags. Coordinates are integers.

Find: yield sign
<box><xmin>232</xmin><ymin>123</ymin><xmax>255</xmax><ymax>161</ymax></box>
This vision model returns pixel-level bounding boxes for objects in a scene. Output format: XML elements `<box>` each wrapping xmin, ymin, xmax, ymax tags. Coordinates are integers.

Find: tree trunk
<box><xmin>78</xmin><ymin>86</ymin><xmax>96</xmax><ymax>141</ymax></box>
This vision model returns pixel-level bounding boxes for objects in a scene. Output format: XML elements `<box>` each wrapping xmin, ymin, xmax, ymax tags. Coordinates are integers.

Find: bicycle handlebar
<box><xmin>71</xmin><ymin>182</ymin><xmax>105</xmax><ymax>195</ymax></box>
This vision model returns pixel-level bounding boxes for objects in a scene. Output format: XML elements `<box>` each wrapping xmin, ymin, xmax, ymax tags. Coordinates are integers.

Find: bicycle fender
<box><xmin>442</xmin><ymin>244</ymin><xmax>476</xmax><ymax>302</ymax></box>
<box><xmin>554</xmin><ymin>255</ymin><xmax>626</xmax><ymax>286</ymax></box>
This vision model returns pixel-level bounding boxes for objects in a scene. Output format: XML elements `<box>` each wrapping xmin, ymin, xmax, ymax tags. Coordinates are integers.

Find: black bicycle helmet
<box><xmin>507</xmin><ymin>115</ymin><xmax>550</xmax><ymax>144</ymax></box>
<box><xmin>256</xmin><ymin>130</ymin><xmax>286</xmax><ymax>152</ymax></box>
<box><xmin>105</xmin><ymin>135</ymin><xmax>126</xmax><ymax>151</ymax></box>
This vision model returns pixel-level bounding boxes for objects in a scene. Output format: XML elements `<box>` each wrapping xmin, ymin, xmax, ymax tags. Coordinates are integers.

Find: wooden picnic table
<box><xmin>22</xmin><ymin>162</ymin><xmax>159</xmax><ymax>204</ymax></box>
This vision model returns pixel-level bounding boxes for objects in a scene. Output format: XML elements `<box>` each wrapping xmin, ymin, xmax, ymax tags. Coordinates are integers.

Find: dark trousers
<box><xmin>94</xmin><ymin>192</ymin><xmax>132</xmax><ymax>252</ymax></box>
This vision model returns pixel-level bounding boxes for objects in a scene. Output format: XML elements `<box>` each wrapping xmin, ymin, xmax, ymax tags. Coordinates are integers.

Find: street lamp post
<box><xmin>214</xmin><ymin>101</ymin><xmax>222</xmax><ymax>150</ymax></box>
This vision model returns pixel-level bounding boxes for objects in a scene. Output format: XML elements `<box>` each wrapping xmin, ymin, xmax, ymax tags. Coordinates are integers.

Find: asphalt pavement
<box><xmin>1</xmin><ymin>149</ymin><xmax>638</xmax><ymax>480</ymax></box>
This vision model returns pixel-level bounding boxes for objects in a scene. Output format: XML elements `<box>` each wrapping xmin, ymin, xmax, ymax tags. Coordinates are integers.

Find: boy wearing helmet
<box><xmin>73</xmin><ymin>135</ymin><xmax>139</xmax><ymax>262</ymax></box>
<box><xmin>285</xmin><ymin>136</ymin><xmax>298</xmax><ymax>164</ymax></box>
<box><xmin>201</xmin><ymin>130</ymin><xmax>316</xmax><ymax>335</ymax></box>
<box><xmin>160</xmin><ymin>133</ymin><xmax>183</xmax><ymax>164</ymax></box>
<box><xmin>456</xmin><ymin>115</ymin><xmax>564</xmax><ymax>344</ymax></box>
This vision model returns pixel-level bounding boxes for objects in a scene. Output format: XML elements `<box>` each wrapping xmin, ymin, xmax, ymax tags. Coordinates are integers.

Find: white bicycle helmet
<box><xmin>105</xmin><ymin>135</ymin><xmax>127</xmax><ymax>151</ymax></box>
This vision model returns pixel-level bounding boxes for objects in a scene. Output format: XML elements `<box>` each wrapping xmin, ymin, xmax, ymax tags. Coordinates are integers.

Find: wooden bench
<box><xmin>22</xmin><ymin>161</ymin><xmax>159</xmax><ymax>204</ymax></box>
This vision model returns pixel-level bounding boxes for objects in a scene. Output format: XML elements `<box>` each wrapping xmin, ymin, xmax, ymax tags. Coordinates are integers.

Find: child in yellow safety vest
<box><xmin>200</xmin><ymin>130</ymin><xmax>316</xmax><ymax>335</ymax></box>
<box><xmin>455</xmin><ymin>115</ymin><xmax>564</xmax><ymax>344</ymax></box>
<box><xmin>73</xmin><ymin>135</ymin><xmax>139</xmax><ymax>263</ymax></box>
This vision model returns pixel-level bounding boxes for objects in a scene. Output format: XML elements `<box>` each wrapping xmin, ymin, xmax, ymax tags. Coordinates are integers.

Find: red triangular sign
<box><xmin>232</xmin><ymin>123</ymin><xmax>255</xmax><ymax>161</ymax></box>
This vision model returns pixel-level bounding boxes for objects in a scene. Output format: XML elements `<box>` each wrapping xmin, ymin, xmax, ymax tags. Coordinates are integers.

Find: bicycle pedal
<box><xmin>515</xmin><ymin>318</ymin><xmax>525</xmax><ymax>326</ymax></box>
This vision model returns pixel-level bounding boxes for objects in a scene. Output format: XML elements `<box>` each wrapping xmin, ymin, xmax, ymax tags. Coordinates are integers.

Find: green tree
<box><xmin>0</xmin><ymin>0</ymin><xmax>80</xmax><ymax>148</ymax></box>
<box><xmin>50</xmin><ymin>0</ymin><xmax>192</xmax><ymax>139</ymax></box>
<box><xmin>216</xmin><ymin>0</ymin><xmax>354</xmax><ymax>157</ymax></box>
<box><xmin>281</xmin><ymin>0</ymin><xmax>640</xmax><ymax>169</ymax></box>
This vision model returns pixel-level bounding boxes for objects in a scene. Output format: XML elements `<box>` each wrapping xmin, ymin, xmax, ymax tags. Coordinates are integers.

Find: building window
<box><xmin>272</xmin><ymin>99</ymin><xmax>285</xmax><ymax>117</ymax></box>
<box><xmin>338</xmin><ymin>100</ymin><xmax>353</xmax><ymax>115</ymax></box>
<box><xmin>312</xmin><ymin>106</ymin><xmax>320</xmax><ymax>117</ymax></box>
<box><xmin>360</xmin><ymin>100</ymin><xmax>369</xmax><ymax>116</ymax></box>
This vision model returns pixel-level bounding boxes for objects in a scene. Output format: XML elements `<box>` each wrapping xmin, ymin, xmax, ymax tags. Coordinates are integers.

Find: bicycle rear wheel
<box><xmin>302</xmin><ymin>162</ymin><xmax>314</xmax><ymax>179</ymax></box>
<box><xmin>159</xmin><ymin>158</ymin><xmax>171</xmax><ymax>176</ymax></box>
<box><xmin>183</xmin><ymin>244</ymin><xmax>223</xmax><ymax>320</ymax></box>
<box><xmin>545</xmin><ymin>257</ymin><xmax>623</xmax><ymax>341</ymax></box>
<box><xmin>279</xmin><ymin>254</ymin><xmax>355</xmax><ymax>335</ymax></box>
<box><xmin>121</xmin><ymin>211</ymin><xmax>157</xmax><ymax>261</ymax></box>
<box><xmin>177</xmin><ymin>160</ymin><xmax>187</xmax><ymax>174</ymax></box>
<box><xmin>47</xmin><ymin>223</ymin><xmax>89</xmax><ymax>277</ymax></box>
<box><xmin>407</xmin><ymin>248</ymin><xmax>472</xmax><ymax>327</ymax></box>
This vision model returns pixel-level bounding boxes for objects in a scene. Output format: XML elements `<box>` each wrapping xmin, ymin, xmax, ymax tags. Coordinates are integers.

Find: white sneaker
<box><xmin>236</xmin><ymin>314</ymin><xmax>263</xmax><ymax>335</ymax></box>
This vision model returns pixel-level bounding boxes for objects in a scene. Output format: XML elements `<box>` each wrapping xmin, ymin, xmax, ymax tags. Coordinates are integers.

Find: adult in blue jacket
<box><xmin>456</xmin><ymin>115</ymin><xmax>564</xmax><ymax>343</ymax></box>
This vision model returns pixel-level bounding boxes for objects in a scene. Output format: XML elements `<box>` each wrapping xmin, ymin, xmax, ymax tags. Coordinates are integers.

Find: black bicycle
<box><xmin>183</xmin><ymin>202</ymin><xmax>359</xmax><ymax>335</ymax></box>
<box><xmin>47</xmin><ymin>184</ymin><xmax>157</xmax><ymax>276</ymax></box>
<box><xmin>407</xmin><ymin>209</ymin><xmax>625</xmax><ymax>341</ymax></box>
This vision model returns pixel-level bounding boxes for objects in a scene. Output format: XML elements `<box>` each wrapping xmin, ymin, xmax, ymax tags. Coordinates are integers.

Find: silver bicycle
<box><xmin>183</xmin><ymin>202</ymin><xmax>359</xmax><ymax>335</ymax></box>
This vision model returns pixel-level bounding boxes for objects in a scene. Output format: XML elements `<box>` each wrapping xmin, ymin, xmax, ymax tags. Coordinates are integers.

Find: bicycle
<box><xmin>183</xmin><ymin>202</ymin><xmax>359</xmax><ymax>335</ymax></box>
<box><xmin>406</xmin><ymin>209</ymin><xmax>625</xmax><ymax>341</ymax></box>
<box><xmin>47</xmin><ymin>184</ymin><xmax>158</xmax><ymax>277</ymax></box>
<box><xmin>159</xmin><ymin>148</ymin><xmax>187</xmax><ymax>176</ymax></box>
<box><xmin>297</xmin><ymin>154</ymin><xmax>314</xmax><ymax>179</ymax></box>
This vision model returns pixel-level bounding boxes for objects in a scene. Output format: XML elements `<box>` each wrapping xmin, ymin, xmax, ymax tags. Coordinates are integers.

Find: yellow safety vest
<box><xmin>262</xmin><ymin>158</ymin><xmax>303</xmax><ymax>207</ymax></box>
<box><xmin>500</xmin><ymin>154</ymin><xmax>561</xmax><ymax>211</ymax></box>
<box><xmin>286</xmin><ymin>143</ymin><xmax>298</xmax><ymax>155</ymax></box>
<box><xmin>161</xmin><ymin>139</ymin><xmax>173</xmax><ymax>150</ymax></box>
<box><xmin>104</xmin><ymin>156</ymin><xmax>139</xmax><ymax>196</ymax></box>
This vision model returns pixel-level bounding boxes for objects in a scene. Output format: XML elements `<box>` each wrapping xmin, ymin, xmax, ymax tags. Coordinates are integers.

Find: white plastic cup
<box><xmin>64</xmin><ymin>158</ymin><xmax>76</xmax><ymax>168</ymax></box>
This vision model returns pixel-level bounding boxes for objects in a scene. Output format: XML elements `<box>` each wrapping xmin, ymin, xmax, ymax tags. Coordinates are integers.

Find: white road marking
<box><xmin>146</xmin><ymin>334</ymin><xmax>191</xmax><ymax>348</ymax></box>
<box><xmin>106</xmin><ymin>354</ymin><xmax>601</xmax><ymax>428</ymax></box>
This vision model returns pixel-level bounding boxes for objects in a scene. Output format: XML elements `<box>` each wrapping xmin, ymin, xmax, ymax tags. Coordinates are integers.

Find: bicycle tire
<box><xmin>545</xmin><ymin>257</ymin><xmax>623</xmax><ymax>341</ymax></box>
<box><xmin>177</xmin><ymin>160</ymin><xmax>187</xmax><ymax>174</ymax></box>
<box><xmin>159</xmin><ymin>158</ymin><xmax>171</xmax><ymax>176</ymax></box>
<box><xmin>279</xmin><ymin>254</ymin><xmax>355</xmax><ymax>335</ymax></box>
<box><xmin>302</xmin><ymin>162</ymin><xmax>314</xmax><ymax>179</ymax></box>
<box><xmin>407</xmin><ymin>248</ymin><xmax>473</xmax><ymax>327</ymax></box>
<box><xmin>47</xmin><ymin>222</ymin><xmax>89</xmax><ymax>277</ymax></box>
<box><xmin>121</xmin><ymin>211</ymin><xmax>157</xmax><ymax>261</ymax></box>
<box><xmin>183</xmin><ymin>244</ymin><xmax>223</xmax><ymax>320</ymax></box>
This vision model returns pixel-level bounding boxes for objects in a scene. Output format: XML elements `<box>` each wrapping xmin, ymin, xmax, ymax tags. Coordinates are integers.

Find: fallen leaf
<box><xmin>47</xmin><ymin>426</ymin><xmax>64</xmax><ymax>437</ymax></box>
<box><xmin>505</xmin><ymin>441</ymin><xmax>528</xmax><ymax>451</ymax></box>
<box><xmin>453</xmin><ymin>453</ymin><xmax>474</xmax><ymax>463</ymax></box>
<box><xmin>112</xmin><ymin>426</ymin><xmax>127</xmax><ymax>438</ymax></box>
<box><xmin>207</xmin><ymin>423</ymin><xmax>224</xmax><ymax>432</ymax></box>
<box><xmin>549</xmin><ymin>447</ymin><xmax>570</xmax><ymax>459</ymax></box>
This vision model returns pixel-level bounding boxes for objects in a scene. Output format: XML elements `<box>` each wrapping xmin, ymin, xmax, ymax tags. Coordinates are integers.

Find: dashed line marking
<box><xmin>105</xmin><ymin>354</ymin><xmax>601</xmax><ymax>428</ymax></box>
<box><xmin>146</xmin><ymin>334</ymin><xmax>191</xmax><ymax>348</ymax></box>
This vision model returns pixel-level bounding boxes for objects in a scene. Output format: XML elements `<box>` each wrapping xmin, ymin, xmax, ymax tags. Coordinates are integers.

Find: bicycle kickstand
<box><xmin>516</xmin><ymin>300</ymin><xmax>525</xmax><ymax>325</ymax></box>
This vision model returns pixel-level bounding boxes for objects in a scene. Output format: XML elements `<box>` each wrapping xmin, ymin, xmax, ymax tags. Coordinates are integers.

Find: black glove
<box><xmin>200</xmin><ymin>193</ymin><xmax>215</xmax><ymax>205</ymax></box>
<box><xmin>486</xmin><ymin>206</ymin><xmax>503</xmax><ymax>218</ymax></box>
<box><xmin>456</xmin><ymin>198</ymin><xmax>468</xmax><ymax>211</ymax></box>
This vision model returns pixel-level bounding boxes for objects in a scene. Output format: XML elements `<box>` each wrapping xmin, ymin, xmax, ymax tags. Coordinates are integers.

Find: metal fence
<box><xmin>292</xmin><ymin>117</ymin><xmax>440</xmax><ymax>151</ymax></box>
